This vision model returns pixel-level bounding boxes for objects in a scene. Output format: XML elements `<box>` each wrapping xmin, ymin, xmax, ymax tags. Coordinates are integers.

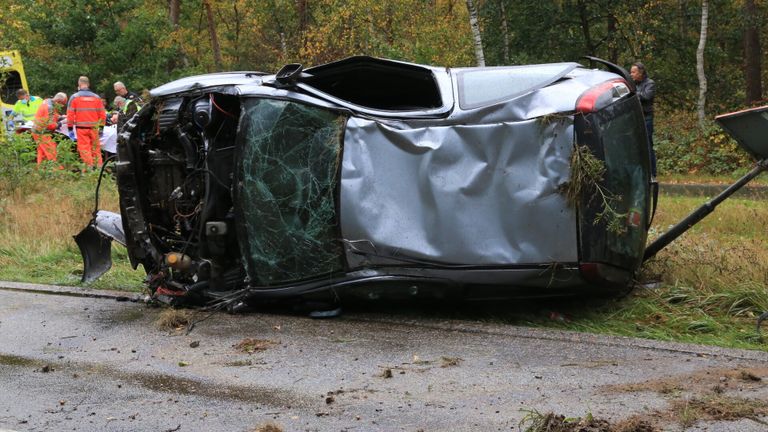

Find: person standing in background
<box><xmin>67</xmin><ymin>76</ymin><xmax>106</xmax><ymax>168</ymax></box>
<box><xmin>32</xmin><ymin>92</ymin><xmax>68</xmax><ymax>165</ymax></box>
<box><xmin>630</xmin><ymin>62</ymin><xmax>656</xmax><ymax>176</ymax></box>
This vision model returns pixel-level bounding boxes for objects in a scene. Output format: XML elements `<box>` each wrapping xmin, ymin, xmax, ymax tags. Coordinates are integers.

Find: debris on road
<box><xmin>234</xmin><ymin>338</ymin><xmax>278</xmax><ymax>354</ymax></box>
<box><xmin>155</xmin><ymin>309</ymin><xmax>192</xmax><ymax>331</ymax></box>
<box><xmin>440</xmin><ymin>356</ymin><xmax>463</xmax><ymax>368</ymax></box>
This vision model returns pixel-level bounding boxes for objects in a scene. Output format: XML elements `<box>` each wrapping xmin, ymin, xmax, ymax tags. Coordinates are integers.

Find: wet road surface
<box><xmin>1</xmin><ymin>282</ymin><xmax>767</xmax><ymax>431</ymax></box>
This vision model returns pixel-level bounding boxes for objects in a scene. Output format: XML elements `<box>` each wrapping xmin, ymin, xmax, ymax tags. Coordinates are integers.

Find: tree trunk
<box><xmin>465</xmin><ymin>0</ymin><xmax>485</xmax><ymax>67</ymax></box>
<box><xmin>295</xmin><ymin>0</ymin><xmax>308</xmax><ymax>33</ymax></box>
<box><xmin>169</xmin><ymin>0</ymin><xmax>180</xmax><ymax>28</ymax></box>
<box><xmin>499</xmin><ymin>1</ymin><xmax>510</xmax><ymax>64</ymax></box>
<box><xmin>577</xmin><ymin>0</ymin><xmax>595</xmax><ymax>56</ymax></box>
<box><xmin>743</xmin><ymin>0</ymin><xmax>763</xmax><ymax>104</ymax></box>
<box><xmin>607</xmin><ymin>14</ymin><xmax>618</xmax><ymax>64</ymax></box>
<box><xmin>168</xmin><ymin>0</ymin><xmax>188</xmax><ymax>71</ymax></box>
<box><xmin>203</xmin><ymin>0</ymin><xmax>223</xmax><ymax>71</ymax></box>
<box><xmin>294</xmin><ymin>0</ymin><xmax>308</xmax><ymax>51</ymax></box>
<box><xmin>696</xmin><ymin>0</ymin><xmax>708</xmax><ymax>130</ymax></box>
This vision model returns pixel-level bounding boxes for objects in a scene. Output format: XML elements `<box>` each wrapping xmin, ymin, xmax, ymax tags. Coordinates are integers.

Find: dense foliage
<box><xmin>1</xmin><ymin>0</ymin><xmax>766</xmax><ymax>174</ymax></box>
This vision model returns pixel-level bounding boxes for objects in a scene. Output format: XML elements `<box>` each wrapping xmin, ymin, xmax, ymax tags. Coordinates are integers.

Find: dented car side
<box><xmin>80</xmin><ymin>56</ymin><xmax>655</xmax><ymax>305</ymax></box>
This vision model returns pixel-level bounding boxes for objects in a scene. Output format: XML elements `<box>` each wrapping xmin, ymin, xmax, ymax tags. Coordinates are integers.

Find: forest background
<box><xmin>0</xmin><ymin>0</ymin><xmax>766</xmax><ymax>175</ymax></box>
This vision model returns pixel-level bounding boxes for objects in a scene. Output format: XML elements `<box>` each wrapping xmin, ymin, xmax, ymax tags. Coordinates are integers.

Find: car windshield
<box><xmin>234</xmin><ymin>98</ymin><xmax>347</xmax><ymax>285</ymax></box>
<box><xmin>456</xmin><ymin>63</ymin><xmax>576</xmax><ymax>109</ymax></box>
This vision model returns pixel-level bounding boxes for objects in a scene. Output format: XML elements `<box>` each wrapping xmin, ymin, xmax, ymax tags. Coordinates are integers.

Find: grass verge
<box><xmin>0</xmin><ymin>166</ymin><xmax>144</xmax><ymax>292</ymax></box>
<box><xmin>1</xmin><ymin>155</ymin><xmax>767</xmax><ymax>351</ymax></box>
<box><xmin>521</xmin><ymin>192</ymin><xmax>768</xmax><ymax>351</ymax></box>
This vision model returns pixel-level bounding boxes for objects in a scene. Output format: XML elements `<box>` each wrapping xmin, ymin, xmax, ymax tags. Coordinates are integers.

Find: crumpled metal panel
<box><xmin>446</xmin><ymin>68</ymin><xmax>623</xmax><ymax>124</ymax></box>
<box><xmin>340</xmin><ymin>115</ymin><xmax>577</xmax><ymax>267</ymax></box>
<box><xmin>151</xmin><ymin>72</ymin><xmax>264</xmax><ymax>97</ymax></box>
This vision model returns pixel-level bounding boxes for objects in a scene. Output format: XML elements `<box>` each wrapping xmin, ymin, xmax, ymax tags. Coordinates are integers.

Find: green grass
<box><xmin>658</xmin><ymin>172</ymin><xmax>768</xmax><ymax>186</ymax></box>
<box><xmin>520</xmin><ymin>193</ymin><xmax>768</xmax><ymax>351</ymax></box>
<box><xmin>1</xmin><ymin>157</ymin><xmax>767</xmax><ymax>350</ymax></box>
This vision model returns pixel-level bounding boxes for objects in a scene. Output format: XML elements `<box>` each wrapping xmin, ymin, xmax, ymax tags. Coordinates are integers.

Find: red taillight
<box><xmin>579</xmin><ymin>262</ymin><xmax>632</xmax><ymax>287</ymax></box>
<box><xmin>575</xmin><ymin>79</ymin><xmax>629</xmax><ymax>113</ymax></box>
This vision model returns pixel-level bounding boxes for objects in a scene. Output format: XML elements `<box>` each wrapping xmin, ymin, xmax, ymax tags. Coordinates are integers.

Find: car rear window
<box><xmin>457</xmin><ymin>63</ymin><xmax>576</xmax><ymax>110</ymax></box>
<box><xmin>577</xmin><ymin>95</ymin><xmax>651</xmax><ymax>270</ymax></box>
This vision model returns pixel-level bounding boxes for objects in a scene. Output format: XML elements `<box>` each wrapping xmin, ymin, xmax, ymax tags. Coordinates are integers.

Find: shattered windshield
<box><xmin>235</xmin><ymin>99</ymin><xmax>346</xmax><ymax>285</ymax></box>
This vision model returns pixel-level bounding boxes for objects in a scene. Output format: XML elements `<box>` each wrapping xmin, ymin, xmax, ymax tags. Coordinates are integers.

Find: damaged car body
<box><xmin>78</xmin><ymin>56</ymin><xmax>660</xmax><ymax>307</ymax></box>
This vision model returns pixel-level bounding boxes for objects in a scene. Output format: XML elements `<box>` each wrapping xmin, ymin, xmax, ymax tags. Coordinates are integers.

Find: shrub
<box><xmin>655</xmin><ymin>110</ymin><xmax>752</xmax><ymax>175</ymax></box>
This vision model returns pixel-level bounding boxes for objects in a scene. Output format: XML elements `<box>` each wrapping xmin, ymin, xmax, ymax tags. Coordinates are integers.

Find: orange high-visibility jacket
<box><xmin>66</xmin><ymin>89</ymin><xmax>106</xmax><ymax>129</ymax></box>
<box><xmin>33</xmin><ymin>99</ymin><xmax>62</xmax><ymax>133</ymax></box>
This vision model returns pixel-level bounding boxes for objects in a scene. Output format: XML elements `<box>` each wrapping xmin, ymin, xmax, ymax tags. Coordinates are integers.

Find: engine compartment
<box><xmin>118</xmin><ymin>92</ymin><xmax>245</xmax><ymax>301</ymax></box>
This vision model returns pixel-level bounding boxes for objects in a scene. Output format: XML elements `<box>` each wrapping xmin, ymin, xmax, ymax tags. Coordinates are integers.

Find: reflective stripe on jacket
<box><xmin>67</xmin><ymin>89</ymin><xmax>107</xmax><ymax>129</ymax></box>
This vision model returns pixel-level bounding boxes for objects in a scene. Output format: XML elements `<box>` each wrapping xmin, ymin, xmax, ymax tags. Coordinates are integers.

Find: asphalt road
<box><xmin>1</xmin><ymin>282</ymin><xmax>767</xmax><ymax>432</ymax></box>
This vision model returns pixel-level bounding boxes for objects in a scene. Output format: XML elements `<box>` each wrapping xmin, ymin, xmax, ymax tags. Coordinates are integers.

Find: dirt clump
<box><xmin>251</xmin><ymin>423</ymin><xmax>284</xmax><ymax>432</ymax></box>
<box><xmin>155</xmin><ymin>309</ymin><xmax>192</xmax><ymax>331</ymax></box>
<box><xmin>519</xmin><ymin>411</ymin><xmax>658</xmax><ymax>432</ymax></box>
<box><xmin>612</xmin><ymin>416</ymin><xmax>658</xmax><ymax>432</ymax></box>
<box><xmin>234</xmin><ymin>338</ymin><xmax>278</xmax><ymax>353</ymax></box>
<box><xmin>440</xmin><ymin>356</ymin><xmax>463</xmax><ymax>368</ymax></box>
<box><xmin>603</xmin><ymin>367</ymin><xmax>768</xmax><ymax>396</ymax></box>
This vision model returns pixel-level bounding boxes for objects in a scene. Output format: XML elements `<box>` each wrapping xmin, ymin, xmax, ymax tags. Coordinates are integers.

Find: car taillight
<box><xmin>575</xmin><ymin>79</ymin><xmax>630</xmax><ymax>113</ymax></box>
<box><xmin>579</xmin><ymin>262</ymin><xmax>631</xmax><ymax>288</ymax></box>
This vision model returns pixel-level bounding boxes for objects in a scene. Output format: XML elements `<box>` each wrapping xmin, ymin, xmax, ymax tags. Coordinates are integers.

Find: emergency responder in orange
<box><xmin>32</xmin><ymin>92</ymin><xmax>68</xmax><ymax>165</ymax></box>
<box><xmin>67</xmin><ymin>76</ymin><xmax>107</xmax><ymax>168</ymax></box>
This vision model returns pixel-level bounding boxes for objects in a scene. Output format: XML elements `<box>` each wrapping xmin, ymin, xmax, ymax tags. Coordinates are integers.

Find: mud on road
<box><xmin>0</xmin><ymin>282</ymin><xmax>767</xmax><ymax>431</ymax></box>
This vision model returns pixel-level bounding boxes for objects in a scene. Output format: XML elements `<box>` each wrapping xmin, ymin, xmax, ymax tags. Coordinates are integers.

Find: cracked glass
<box><xmin>236</xmin><ymin>98</ymin><xmax>346</xmax><ymax>285</ymax></box>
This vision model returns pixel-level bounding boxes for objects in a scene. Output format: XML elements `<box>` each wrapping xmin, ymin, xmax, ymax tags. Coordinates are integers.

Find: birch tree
<box><xmin>696</xmin><ymin>0</ymin><xmax>708</xmax><ymax>130</ymax></box>
<box><xmin>466</xmin><ymin>0</ymin><xmax>485</xmax><ymax>67</ymax></box>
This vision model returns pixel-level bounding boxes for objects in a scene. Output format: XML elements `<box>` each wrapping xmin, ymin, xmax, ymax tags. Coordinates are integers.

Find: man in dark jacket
<box><xmin>631</xmin><ymin>62</ymin><xmax>656</xmax><ymax>176</ymax></box>
<box><xmin>113</xmin><ymin>81</ymin><xmax>142</xmax><ymax>104</ymax></box>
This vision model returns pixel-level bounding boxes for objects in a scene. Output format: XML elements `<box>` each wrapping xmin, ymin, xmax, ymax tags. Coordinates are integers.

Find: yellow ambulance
<box><xmin>1</xmin><ymin>50</ymin><xmax>30</xmax><ymax>134</ymax></box>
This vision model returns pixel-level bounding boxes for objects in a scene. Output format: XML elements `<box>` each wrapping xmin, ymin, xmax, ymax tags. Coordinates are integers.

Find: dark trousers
<box><xmin>645</xmin><ymin>115</ymin><xmax>656</xmax><ymax>177</ymax></box>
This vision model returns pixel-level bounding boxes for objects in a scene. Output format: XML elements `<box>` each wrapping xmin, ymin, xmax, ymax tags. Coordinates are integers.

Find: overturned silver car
<box><xmin>79</xmin><ymin>56</ymin><xmax>659</xmax><ymax>307</ymax></box>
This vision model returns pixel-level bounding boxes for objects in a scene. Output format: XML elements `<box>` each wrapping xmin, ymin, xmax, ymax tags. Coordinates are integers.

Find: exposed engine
<box><xmin>117</xmin><ymin>92</ymin><xmax>245</xmax><ymax>301</ymax></box>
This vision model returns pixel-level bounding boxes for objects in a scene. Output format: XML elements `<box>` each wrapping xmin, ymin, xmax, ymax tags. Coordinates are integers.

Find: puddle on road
<box><xmin>0</xmin><ymin>353</ymin><xmax>44</xmax><ymax>367</ymax></box>
<box><xmin>0</xmin><ymin>352</ymin><xmax>313</xmax><ymax>409</ymax></box>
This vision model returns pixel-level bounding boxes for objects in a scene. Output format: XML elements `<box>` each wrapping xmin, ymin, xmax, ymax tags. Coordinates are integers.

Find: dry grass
<box><xmin>251</xmin><ymin>423</ymin><xmax>284</xmax><ymax>432</ymax></box>
<box><xmin>440</xmin><ymin>356</ymin><xmax>463</xmax><ymax>368</ymax></box>
<box><xmin>0</xmin><ymin>172</ymin><xmax>120</xmax><ymax>250</ymax></box>
<box><xmin>602</xmin><ymin>366</ymin><xmax>768</xmax><ymax>429</ymax></box>
<box><xmin>155</xmin><ymin>309</ymin><xmax>193</xmax><ymax>331</ymax></box>
<box><xmin>669</xmin><ymin>395</ymin><xmax>768</xmax><ymax>428</ymax></box>
<box><xmin>0</xmin><ymin>170</ymin><xmax>142</xmax><ymax>290</ymax></box>
<box><xmin>518</xmin><ymin>410</ymin><xmax>656</xmax><ymax>432</ymax></box>
<box><xmin>233</xmin><ymin>338</ymin><xmax>279</xmax><ymax>353</ymax></box>
<box><xmin>603</xmin><ymin>367</ymin><xmax>768</xmax><ymax>396</ymax></box>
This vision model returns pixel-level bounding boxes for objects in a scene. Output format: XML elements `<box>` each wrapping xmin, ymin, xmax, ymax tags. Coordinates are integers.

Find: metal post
<box><xmin>643</xmin><ymin>159</ymin><xmax>768</xmax><ymax>261</ymax></box>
